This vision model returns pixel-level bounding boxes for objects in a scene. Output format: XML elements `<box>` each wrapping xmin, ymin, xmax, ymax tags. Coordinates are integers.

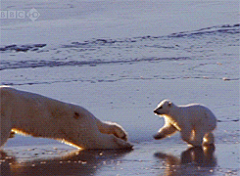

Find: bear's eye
<box><xmin>159</xmin><ymin>106</ymin><xmax>162</xmax><ymax>109</ymax></box>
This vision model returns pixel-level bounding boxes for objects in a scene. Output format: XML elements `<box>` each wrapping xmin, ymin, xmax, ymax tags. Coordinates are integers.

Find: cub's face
<box><xmin>154</xmin><ymin>100</ymin><xmax>172</xmax><ymax>115</ymax></box>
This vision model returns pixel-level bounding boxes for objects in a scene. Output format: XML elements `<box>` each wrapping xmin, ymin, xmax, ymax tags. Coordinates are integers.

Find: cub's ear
<box><xmin>168</xmin><ymin>102</ymin><xmax>172</xmax><ymax>107</ymax></box>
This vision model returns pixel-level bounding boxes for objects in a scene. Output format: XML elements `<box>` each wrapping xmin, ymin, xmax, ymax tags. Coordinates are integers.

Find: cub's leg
<box><xmin>203</xmin><ymin>132</ymin><xmax>215</xmax><ymax>145</ymax></box>
<box><xmin>191</xmin><ymin>130</ymin><xmax>205</xmax><ymax>147</ymax></box>
<box><xmin>96</xmin><ymin>120</ymin><xmax>128</xmax><ymax>141</ymax></box>
<box><xmin>181</xmin><ymin>128</ymin><xmax>204</xmax><ymax>147</ymax></box>
<box><xmin>154</xmin><ymin>124</ymin><xmax>178</xmax><ymax>140</ymax></box>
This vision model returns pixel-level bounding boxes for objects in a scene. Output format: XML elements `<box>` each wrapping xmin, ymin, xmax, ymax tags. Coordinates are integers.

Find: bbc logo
<box><xmin>0</xmin><ymin>8</ymin><xmax>40</xmax><ymax>21</ymax></box>
<box><xmin>1</xmin><ymin>11</ymin><xmax>25</xmax><ymax>19</ymax></box>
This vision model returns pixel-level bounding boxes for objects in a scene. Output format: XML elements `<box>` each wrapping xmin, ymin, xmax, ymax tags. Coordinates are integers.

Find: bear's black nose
<box><xmin>154</xmin><ymin>110</ymin><xmax>158</xmax><ymax>114</ymax></box>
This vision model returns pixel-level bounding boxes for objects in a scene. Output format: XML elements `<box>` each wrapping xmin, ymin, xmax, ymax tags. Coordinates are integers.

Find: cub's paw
<box><xmin>153</xmin><ymin>133</ymin><xmax>166</xmax><ymax>140</ymax></box>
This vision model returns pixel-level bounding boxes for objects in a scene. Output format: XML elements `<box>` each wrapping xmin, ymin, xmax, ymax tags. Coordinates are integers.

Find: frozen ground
<box><xmin>0</xmin><ymin>0</ymin><xmax>239</xmax><ymax>175</ymax></box>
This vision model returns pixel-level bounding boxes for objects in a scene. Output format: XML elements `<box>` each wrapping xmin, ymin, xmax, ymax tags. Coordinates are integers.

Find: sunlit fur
<box><xmin>153</xmin><ymin>99</ymin><xmax>217</xmax><ymax>147</ymax></box>
<box><xmin>0</xmin><ymin>86</ymin><xmax>132</xmax><ymax>150</ymax></box>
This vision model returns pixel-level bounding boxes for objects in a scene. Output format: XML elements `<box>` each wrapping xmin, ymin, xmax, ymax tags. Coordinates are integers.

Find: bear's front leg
<box><xmin>0</xmin><ymin>116</ymin><xmax>12</xmax><ymax>148</ymax></box>
<box><xmin>96</xmin><ymin>121</ymin><xmax>128</xmax><ymax>141</ymax></box>
<box><xmin>154</xmin><ymin>124</ymin><xmax>178</xmax><ymax>140</ymax></box>
<box><xmin>110</xmin><ymin>123</ymin><xmax>128</xmax><ymax>141</ymax></box>
<box><xmin>90</xmin><ymin>133</ymin><xmax>133</xmax><ymax>150</ymax></box>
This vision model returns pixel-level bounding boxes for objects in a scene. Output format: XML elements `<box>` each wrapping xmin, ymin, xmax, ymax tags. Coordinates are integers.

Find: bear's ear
<box><xmin>168</xmin><ymin>102</ymin><xmax>172</xmax><ymax>107</ymax></box>
<box><xmin>73</xmin><ymin>112</ymin><xmax>80</xmax><ymax>119</ymax></box>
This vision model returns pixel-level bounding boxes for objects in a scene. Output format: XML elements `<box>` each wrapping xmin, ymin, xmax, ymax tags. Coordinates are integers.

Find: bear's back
<box><xmin>179</xmin><ymin>103</ymin><xmax>217</xmax><ymax>127</ymax></box>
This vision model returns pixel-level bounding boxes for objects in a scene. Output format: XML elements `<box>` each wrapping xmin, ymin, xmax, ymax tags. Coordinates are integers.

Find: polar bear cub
<box><xmin>153</xmin><ymin>99</ymin><xmax>217</xmax><ymax>147</ymax></box>
<box><xmin>0</xmin><ymin>86</ymin><xmax>132</xmax><ymax>150</ymax></box>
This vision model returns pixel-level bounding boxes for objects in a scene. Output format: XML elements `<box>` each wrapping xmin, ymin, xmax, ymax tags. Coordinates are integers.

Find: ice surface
<box><xmin>1</xmin><ymin>0</ymin><xmax>239</xmax><ymax>175</ymax></box>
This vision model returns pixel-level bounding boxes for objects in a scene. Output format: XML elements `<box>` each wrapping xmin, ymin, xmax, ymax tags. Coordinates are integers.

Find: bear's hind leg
<box><xmin>181</xmin><ymin>129</ymin><xmax>204</xmax><ymax>147</ymax></box>
<box><xmin>203</xmin><ymin>132</ymin><xmax>215</xmax><ymax>145</ymax></box>
<box><xmin>189</xmin><ymin>130</ymin><xmax>205</xmax><ymax>147</ymax></box>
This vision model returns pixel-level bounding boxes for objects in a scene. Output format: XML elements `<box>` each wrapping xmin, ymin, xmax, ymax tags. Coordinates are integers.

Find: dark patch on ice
<box><xmin>217</xmin><ymin>119</ymin><xmax>239</xmax><ymax>122</ymax></box>
<box><xmin>60</xmin><ymin>23</ymin><xmax>239</xmax><ymax>50</ymax></box>
<box><xmin>0</xmin><ymin>24</ymin><xmax>238</xmax><ymax>54</ymax></box>
<box><xmin>62</xmin><ymin>38</ymin><xmax>137</xmax><ymax>49</ymax></box>
<box><xmin>0</xmin><ymin>57</ymin><xmax>190</xmax><ymax>70</ymax></box>
<box><xmin>0</xmin><ymin>23</ymin><xmax>239</xmax><ymax>72</ymax></box>
<box><xmin>169</xmin><ymin>23</ymin><xmax>239</xmax><ymax>38</ymax></box>
<box><xmin>0</xmin><ymin>44</ymin><xmax>46</xmax><ymax>52</ymax></box>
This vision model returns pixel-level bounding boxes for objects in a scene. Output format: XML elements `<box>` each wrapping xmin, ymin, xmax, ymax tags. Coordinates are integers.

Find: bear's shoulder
<box><xmin>0</xmin><ymin>85</ymin><xmax>14</xmax><ymax>91</ymax></box>
<box><xmin>0</xmin><ymin>86</ymin><xmax>16</xmax><ymax>97</ymax></box>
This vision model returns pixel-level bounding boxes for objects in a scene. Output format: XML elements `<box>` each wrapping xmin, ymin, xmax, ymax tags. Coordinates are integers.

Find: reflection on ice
<box><xmin>0</xmin><ymin>149</ymin><xmax>131</xmax><ymax>176</ymax></box>
<box><xmin>154</xmin><ymin>145</ymin><xmax>216</xmax><ymax>176</ymax></box>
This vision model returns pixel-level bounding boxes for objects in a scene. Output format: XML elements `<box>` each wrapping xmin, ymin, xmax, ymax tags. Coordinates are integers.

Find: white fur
<box><xmin>153</xmin><ymin>99</ymin><xmax>217</xmax><ymax>147</ymax></box>
<box><xmin>0</xmin><ymin>86</ymin><xmax>132</xmax><ymax>150</ymax></box>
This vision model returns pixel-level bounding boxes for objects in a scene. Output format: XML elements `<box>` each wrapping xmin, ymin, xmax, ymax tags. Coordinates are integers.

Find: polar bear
<box><xmin>153</xmin><ymin>99</ymin><xmax>217</xmax><ymax>147</ymax></box>
<box><xmin>0</xmin><ymin>86</ymin><xmax>132</xmax><ymax>150</ymax></box>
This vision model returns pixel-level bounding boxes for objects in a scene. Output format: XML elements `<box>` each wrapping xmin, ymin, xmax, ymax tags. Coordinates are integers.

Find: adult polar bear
<box><xmin>0</xmin><ymin>86</ymin><xmax>132</xmax><ymax>150</ymax></box>
<box><xmin>153</xmin><ymin>99</ymin><xmax>217</xmax><ymax>147</ymax></box>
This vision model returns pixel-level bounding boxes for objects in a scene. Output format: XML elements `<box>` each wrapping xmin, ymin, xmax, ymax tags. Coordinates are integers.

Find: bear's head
<box><xmin>154</xmin><ymin>99</ymin><xmax>173</xmax><ymax>115</ymax></box>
